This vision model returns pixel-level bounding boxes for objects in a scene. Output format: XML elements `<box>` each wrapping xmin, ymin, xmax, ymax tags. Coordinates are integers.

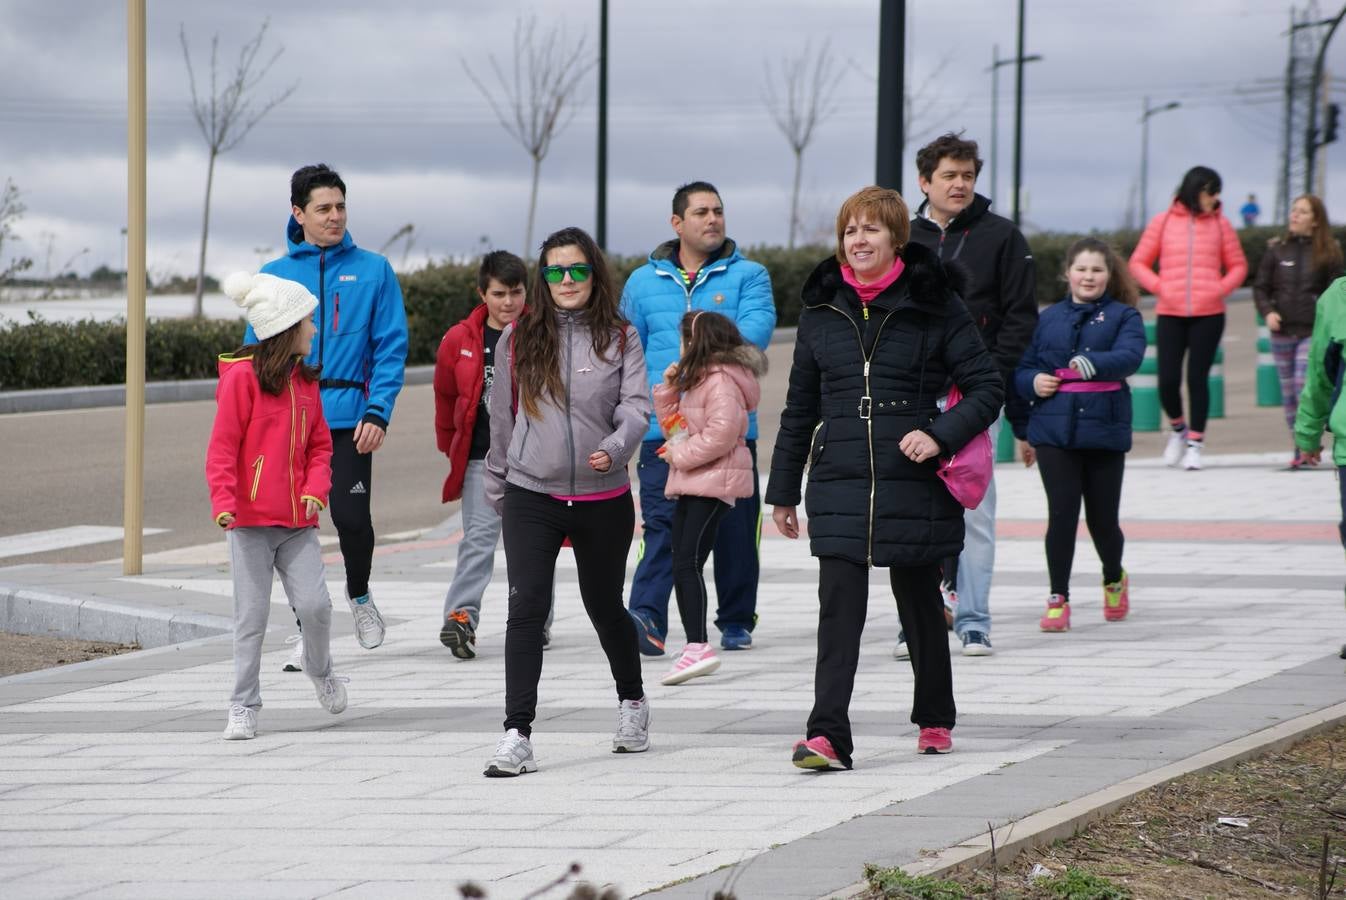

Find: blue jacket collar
<box><xmin>284</xmin><ymin>216</ymin><xmax>356</xmax><ymax>258</ymax></box>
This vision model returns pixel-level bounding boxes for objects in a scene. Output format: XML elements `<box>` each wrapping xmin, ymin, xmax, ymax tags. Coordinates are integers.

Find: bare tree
<box><xmin>463</xmin><ymin>16</ymin><xmax>595</xmax><ymax>254</ymax></box>
<box><xmin>0</xmin><ymin>178</ymin><xmax>33</xmax><ymax>284</ymax></box>
<box><xmin>846</xmin><ymin>51</ymin><xmax>964</xmax><ymax>158</ymax></box>
<box><xmin>764</xmin><ymin>41</ymin><xmax>846</xmax><ymax>249</ymax></box>
<box><xmin>181</xmin><ymin>19</ymin><xmax>297</xmax><ymax>316</ymax></box>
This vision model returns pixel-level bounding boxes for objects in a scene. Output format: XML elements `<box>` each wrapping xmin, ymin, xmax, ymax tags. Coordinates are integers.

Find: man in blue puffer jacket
<box><xmin>249</xmin><ymin>164</ymin><xmax>408</xmax><ymax>658</ymax></box>
<box><xmin>621</xmin><ymin>181</ymin><xmax>776</xmax><ymax>654</ymax></box>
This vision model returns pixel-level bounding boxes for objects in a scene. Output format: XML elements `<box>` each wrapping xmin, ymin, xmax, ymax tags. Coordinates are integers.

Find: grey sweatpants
<box><xmin>229</xmin><ymin>526</ymin><xmax>333</xmax><ymax>708</ymax></box>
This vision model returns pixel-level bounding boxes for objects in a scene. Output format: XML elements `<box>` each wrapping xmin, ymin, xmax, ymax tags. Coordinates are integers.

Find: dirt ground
<box><xmin>0</xmin><ymin>631</ymin><xmax>139</xmax><ymax>677</ymax></box>
<box><xmin>864</xmin><ymin>721</ymin><xmax>1346</xmax><ymax>899</ymax></box>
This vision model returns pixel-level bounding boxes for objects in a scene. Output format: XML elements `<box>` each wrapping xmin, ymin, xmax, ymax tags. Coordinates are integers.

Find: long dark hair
<box><xmin>1288</xmin><ymin>193</ymin><xmax>1344</xmax><ymax>274</ymax></box>
<box><xmin>237</xmin><ymin>320</ymin><xmax>319</xmax><ymax>395</ymax></box>
<box><xmin>673</xmin><ymin>311</ymin><xmax>748</xmax><ymax>393</ymax></box>
<box><xmin>1064</xmin><ymin>237</ymin><xmax>1140</xmax><ymax>307</ymax></box>
<box><xmin>512</xmin><ymin>226</ymin><xmax>626</xmax><ymax>419</ymax></box>
<box><xmin>1175</xmin><ymin>165</ymin><xmax>1222</xmax><ymax>214</ymax></box>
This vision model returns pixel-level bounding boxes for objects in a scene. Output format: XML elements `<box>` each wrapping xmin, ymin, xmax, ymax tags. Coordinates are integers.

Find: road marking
<box><xmin>0</xmin><ymin>525</ymin><xmax>168</xmax><ymax>559</ymax></box>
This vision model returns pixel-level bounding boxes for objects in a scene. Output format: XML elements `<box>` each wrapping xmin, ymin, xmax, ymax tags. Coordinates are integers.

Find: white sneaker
<box><xmin>612</xmin><ymin>697</ymin><xmax>651</xmax><ymax>753</ymax></box>
<box><xmin>893</xmin><ymin>630</ymin><xmax>910</xmax><ymax>660</ymax></box>
<box><xmin>346</xmin><ymin>589</ymin><xmax>386</xmax><ymax>649</ymax></box>
<box><xmin>222</xmin><ymin>704</ymin><xmax>257</xmax><ymax>740</ymax></box>
<box><xmin>1181</xmin><ymin>441</ymin><xmax>1203</xmax><ymax>471</ymax></box>
<box><xmin>282</xmin><ymin>634</ymin><xmax>304</xmax><ymax>672</ymax></box>
<box><xmin>309</xmin><ymin>670</ymin><xmax>349</xmax><ymax>714</ymax></box>
<box><xmin>1163</xmin><ymin>430</ymin><xmax>1187</xmax><ymax>467</ymax></box>
<box><xmin>484</xmin><ymin>728</ymin><xmax>538</xmax><ymax>777</ymax></box>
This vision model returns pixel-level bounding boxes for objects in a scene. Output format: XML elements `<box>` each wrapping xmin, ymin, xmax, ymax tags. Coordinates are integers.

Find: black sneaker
<box><xmin>440</xmin><ymin>610</ymin><xmax>476</xmax><ymax>660</ymax></box>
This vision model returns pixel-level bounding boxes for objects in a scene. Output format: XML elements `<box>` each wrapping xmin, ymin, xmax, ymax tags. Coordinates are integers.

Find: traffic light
<box><xmin>1326</xmin><ymin>103</ymin><xmax>1341</xmax><ymax>145</ymax></box>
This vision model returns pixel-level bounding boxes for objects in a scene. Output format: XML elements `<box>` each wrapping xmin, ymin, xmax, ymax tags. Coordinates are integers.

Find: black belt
<box><xmin>319</xmin><ymin>379</ymin><xmax>366</xmax><ymax>391</ymax></box>
<box><xmin>820</xmin><ymin>397</ymin><xmax>918</xmax><ymax>420</ymax></box>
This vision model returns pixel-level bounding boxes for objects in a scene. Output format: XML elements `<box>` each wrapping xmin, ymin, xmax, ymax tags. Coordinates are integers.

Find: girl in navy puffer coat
<box><xmin>1016</xmin><ymin>238</ymin><xmax>1145</xmax><ymax>634</ymax></box>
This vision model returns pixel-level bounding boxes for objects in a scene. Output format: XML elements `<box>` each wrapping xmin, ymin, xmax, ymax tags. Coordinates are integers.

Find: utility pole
<box><xmin>595</xmin><ymin>0</ymin><xmax>608</xmax><ymax>250</ymax></box>
<box><xmin>989</xmin><ymin>43</ymin><xmax>1040</xmax><ymax>212</ymax></box>
<box><xmin>124</xmin><ymin>0</ymin><xmax>146</xmax><ymax>575</ymax></box>
<box><xmin>1012</xmin><ymin>0</ymin><xmax>1027</xmax><ymax>225</ymax></box>
<box><xmin>1140</xmin><ymin>96</ymin><xmax>1180</xmax><ymax>225</ymax></box>
<box><xmin>1305</xmin><ymin>3</ymin><xmax>1346</xmax><ymax>193</ymax></box>
<box><xmin>875</xmin><ymin>0</ymin><xmax>905</xmax><ymax>192</ymax></box>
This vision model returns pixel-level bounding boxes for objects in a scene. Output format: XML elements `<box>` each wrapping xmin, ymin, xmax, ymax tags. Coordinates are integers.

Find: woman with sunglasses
<box><xmin>482</xmin><ymin>226</ymin><xmax>653</xmax><ymax>777</ymax></box>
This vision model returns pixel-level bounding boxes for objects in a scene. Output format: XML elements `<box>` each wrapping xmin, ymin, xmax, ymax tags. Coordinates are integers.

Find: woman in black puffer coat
<box><xmin>767</xmin><ymin>186</ymin><xmax>1002</xmax><ymax>770</ymax></box>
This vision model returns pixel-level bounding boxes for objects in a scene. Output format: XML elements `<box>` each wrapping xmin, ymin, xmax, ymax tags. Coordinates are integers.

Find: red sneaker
<box><xmin>1040</xmin><ymin>594</ymin><xmax>1070</xmax><ymax>632</ymax></box>
<box><xmin>917</xmin><ymin>727</ymin><xmax>953</xmax><ymax>754</ymax></box>
<box><xmin>792</xmin><ymin>735</ymin><xmax>848</xmax><ymax>770</ymax></box>
<box><xmin>1103</xmin><ymin>571</ymin><xmax>1129</xmax><ymax>622</ymax></box>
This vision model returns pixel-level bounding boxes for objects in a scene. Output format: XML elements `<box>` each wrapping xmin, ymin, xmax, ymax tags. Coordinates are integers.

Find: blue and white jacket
<box><xmin>249</xmin><ymin>219</ymin><xmax>409</xmax><ymax>431</ymax></box>
<box><xmin>1015</xmin><ymin>295</ymin><xmax>1145</xmax><ymax>451</ymax></box>
<box><xmin>620</xmin><ymin>238</ymin><xmax>776</xmax><ymax>441</ymax></box>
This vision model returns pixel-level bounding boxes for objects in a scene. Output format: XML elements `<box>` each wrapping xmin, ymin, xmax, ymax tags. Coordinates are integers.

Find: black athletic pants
<box><xmin>1156</xmin><ymin>313</ymin><xmax>1224</xmax><ymax>434</ymax></box>
<box><xmin>328</xmin><ymin>428</ymin><xmax>375</xmax><ymax>598</ymax></box>
<box><xmin>671</xmin><ymin>496</ymin><xmax>731</xmax><ymax>645</ymax></box>
<box><xmin>1034</xmin><ymin>444</ymin><xmax>1126</xmax><ymax>598</ymax></box>
<box><xmin>500</xmin><ymin>484</ymin><xmax>643</xmax><ymax>736</ymax></box>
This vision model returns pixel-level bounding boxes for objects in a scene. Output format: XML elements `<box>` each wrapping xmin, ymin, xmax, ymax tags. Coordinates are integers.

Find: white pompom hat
<box><xmin>222</xmin><ymin>271</ymin><xmax>318</xmax><ymax>340</ymax></box>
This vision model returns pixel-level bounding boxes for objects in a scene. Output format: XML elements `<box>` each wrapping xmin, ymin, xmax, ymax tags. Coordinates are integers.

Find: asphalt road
<box><xmin>0</xmin><ymin>297</ymin><xmax>1288</xmax><ymax>568</ymax></box>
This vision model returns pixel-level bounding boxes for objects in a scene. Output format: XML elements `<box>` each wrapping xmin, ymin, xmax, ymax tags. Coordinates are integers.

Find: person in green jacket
<box><xmin>1292</xmin><ymin>275</ymin><xmax>1346</xmax><ymax>661</ymax></box>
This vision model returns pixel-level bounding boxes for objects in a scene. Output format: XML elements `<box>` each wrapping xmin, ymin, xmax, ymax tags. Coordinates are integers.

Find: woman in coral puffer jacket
<box><xmin>1129</xmin><ymin>166</ymin><xmax>1248</xmax><ymax>471</ymax></box>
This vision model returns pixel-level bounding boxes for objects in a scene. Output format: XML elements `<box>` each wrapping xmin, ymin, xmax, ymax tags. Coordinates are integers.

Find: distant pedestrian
<box><xmin>1290</xmin><ymin>267</ymin><xmax>1346</xmax><ymax>662</ymax></box>
<box><xmin>767</xmin><ymin>186</ymin><xmax>1003</xmax><ymax>768</ymax></box>
<box><xmin>1016</xmin><ymin>239</ymin><xmax>1145</xmax><ymax>632</ymax></box>
<box><xmin>1129</xmin><ymin>165</ymin><xmax>1248</xmax><ymax>471</ymax></box>
<box><xmin>652</xmin><ymin>311</ymin><xmax>767</xmax><ymax>686</ymax></box>
<box><xmin>621</xmin><ymin>181</ymin><xmax>776</xmax><ymax>657</ymax></box>
<box><xmin>256</xmin><ymin>164</ymin><xmax>409</xmax><ymax>669</ymax></box>
<box><xmin>208</xmin><ymin>272</ymin><xmax>348</xmax><ymax>741</ymax></box>
<box><xmin>1253</xmin><ymin>194</ymin><xmax>1344</xmax><ymax>468</ymax></box>
<box><xmin>433</xmin><ymin>250</ymin><xmax>554</xmax><ymax>658</ymax></box>
<box><xmin>1240</xmin><ymin>193</ymin><xmax>1260</xmax><ymax>229</ymax></box>
<box><xmin>482</xmin><ymin>227</ymin><xmax>653</xmax><ymax>777</ymax></box>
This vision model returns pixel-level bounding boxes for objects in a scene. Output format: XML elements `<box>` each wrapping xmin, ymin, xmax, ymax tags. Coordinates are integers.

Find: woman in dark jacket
<box><xmin>1016</xmin><ymin>238</ymin><xmax>1145</xmax><ymax>634</ymax></box>
<box><xmin>1252</xmin><ymin>193</ymin><xmax>1344</xmax><ymax>467</ymax></box>
<box><xmin>766</xmin><ymin>186</ymin><xmax>1002</xmax><ymax>769</ymax></box>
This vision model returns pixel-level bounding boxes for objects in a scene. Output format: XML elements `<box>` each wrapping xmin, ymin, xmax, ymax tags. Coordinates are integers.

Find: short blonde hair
<box><xmin>834</xmin><ymin>186</ymin><xmax>911</xmax><ymax>266</ymax></box>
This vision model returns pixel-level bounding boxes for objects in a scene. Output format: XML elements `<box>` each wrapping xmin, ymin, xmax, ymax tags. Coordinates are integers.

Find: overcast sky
<box><xmin>0</xmin><ymin>0</ymin><xmax>1333</xmax><ymax>284</ymax></box>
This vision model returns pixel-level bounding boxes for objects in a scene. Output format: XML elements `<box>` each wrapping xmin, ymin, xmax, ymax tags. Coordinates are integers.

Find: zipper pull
<box><xmin>863</xmin><ymin>360</ymin><xmax>870</xmax><ymax>377</ymax></box>
<box><xmin>862</xmin><ymin>306</ymin><xmax>870</xmax><ymax>320</ymax></box>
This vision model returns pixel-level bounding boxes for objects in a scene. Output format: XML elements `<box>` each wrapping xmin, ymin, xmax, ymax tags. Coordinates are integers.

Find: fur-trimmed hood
<box><xmin>801</xmin><ymin>240</ymin><xmax>968</xmax><ymax>314</ymax></box>
<box><xmin>703</xmin><ymin>343</ymin><xmax>768</xmax><ymax>378</ymax></box>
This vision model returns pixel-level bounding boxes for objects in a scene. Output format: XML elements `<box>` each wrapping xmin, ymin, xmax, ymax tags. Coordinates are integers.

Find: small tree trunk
<box><xmin>524</xmin><ymin>155</ymin><xmax>542</xmax><ymax>256</ymax></box>
<box><xmin>193</xmin><ymin>150</ymin><xmax>217</xmax><ymax>318</ymax></box>
<box><xmin>789</xmin><ymin>148</ymin><xmax>803</xmax><ymax>250</ymax></box>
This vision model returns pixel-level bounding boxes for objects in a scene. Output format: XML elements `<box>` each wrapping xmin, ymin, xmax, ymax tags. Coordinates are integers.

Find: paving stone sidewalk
<box><xmin>1</xmin><ymin>452</ymin><xmax>1344</xmax><ymax>899</ymax></box>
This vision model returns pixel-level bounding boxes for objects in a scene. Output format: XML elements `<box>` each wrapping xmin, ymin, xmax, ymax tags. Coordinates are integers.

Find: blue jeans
<box><xmin>952</xmin><ymin>415</ymin><xmax>1000</xmax><ymax>638</ymax></box>
<box><xmin>628</xmin><ymin>439</ymin><xmax>760</xmax><ymax>637</ymax></box>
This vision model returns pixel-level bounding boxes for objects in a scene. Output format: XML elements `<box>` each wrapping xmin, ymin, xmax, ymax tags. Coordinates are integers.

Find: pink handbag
<box><xmin>936</xmin><ymin>384</ymin><xmax>993</xmax><ymax>509</ymax></box>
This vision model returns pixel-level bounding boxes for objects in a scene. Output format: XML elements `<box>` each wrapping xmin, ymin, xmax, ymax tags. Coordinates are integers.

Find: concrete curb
<box><xmin>824</xmin><ymin>698</ymin><xmax>1346</xmax><ymax>898</ymax></box>
<box><xmin>0</xmin><ymin>581</ymin><xmax>231</xmax><ymax>648</ymax></box>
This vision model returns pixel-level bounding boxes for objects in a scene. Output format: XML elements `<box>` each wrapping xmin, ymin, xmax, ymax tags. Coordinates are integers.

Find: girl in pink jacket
<box><xmin>653</xmin><ymin>311</ymin><xmax>767</xmax><ymax>686</ymax></box>
<box><xmin>1128</xmin><ymin>166</ymin><xmax>1248</xmax><ymax>470</ymax></box>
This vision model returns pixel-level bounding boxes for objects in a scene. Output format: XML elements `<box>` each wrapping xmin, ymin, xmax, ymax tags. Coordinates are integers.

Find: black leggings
<box><xmin>500</xmin><ymin>484</ymin><xmax>642</xmax><ymax>736</ymax></box>
<box><xmin>328</xmin><ymin>429</ymin><xmax>375</xmax><ymax>597</ymax></box>
<box><xmin>1155</xmin><ymin>313</ymin><xmax>1224</xmax><ymax>434</ymax></box>
<box><xmin>809</xmin><ymin>557</ymin><xmax>954</xmax><ymax>768</ymax></box>
<box><xmin>1034</xmin><ymin>445</ymin><xmax>1126</xmax><ymax>598</ymax></box>
<box><xmin>671</xmin><ymin>496</ymin><xmax>731</xmax><ymax>644</ymax></box>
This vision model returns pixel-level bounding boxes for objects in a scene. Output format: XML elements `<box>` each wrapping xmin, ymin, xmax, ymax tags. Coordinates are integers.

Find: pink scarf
<box><xmin>841</xmin><ymin>258</ymin><xmax>905</xmax><ymax>304</ymax></box>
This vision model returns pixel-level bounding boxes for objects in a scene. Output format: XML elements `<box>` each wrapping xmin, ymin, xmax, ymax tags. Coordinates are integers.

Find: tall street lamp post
<box><xmin>1140</xmin><ymin>97</ymin><xmax>1180</xmax><ymax>225</ymax></box>
<box><xmin>989</xmin><ymin>44</ymin><xmax>1040</xmax><ymax>211</ymax></box>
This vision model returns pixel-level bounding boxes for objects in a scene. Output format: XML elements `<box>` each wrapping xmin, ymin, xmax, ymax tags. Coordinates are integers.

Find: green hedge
<box><xmin>6</xmin><ymin>223</ymin><xmax>1346</xmax><ymax>391</ymax></box>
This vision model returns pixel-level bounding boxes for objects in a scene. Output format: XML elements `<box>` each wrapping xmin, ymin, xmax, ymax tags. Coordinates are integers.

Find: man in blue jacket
<box><xmin>621</xmin><ymin>181</ymin><xmax>777</xmax><ymax>654</ymax></box>
<box><xmin>251</xmin><ymin>163</ymin><xmax>409</xmax><ymax>660</ymax></box>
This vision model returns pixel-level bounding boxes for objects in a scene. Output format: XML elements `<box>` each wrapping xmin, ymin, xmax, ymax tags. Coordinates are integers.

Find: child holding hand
<box><xmin>653</xmin><ymin>311</ymin><xmax>767</xmax><ymax>685</ymax></box>
<box><xmin>207</xmin><ymin>271</ymin><xmax>348</xmax><ymax>740</ymax></box>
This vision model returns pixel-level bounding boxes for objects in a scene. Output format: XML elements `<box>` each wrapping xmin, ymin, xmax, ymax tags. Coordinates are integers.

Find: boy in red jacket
<box><xmin>434</xmin><ymin>251</ymin><xmax>550</xmax><ymax>658</ymax></box>
<box><xmin>207</xmin><ymin>271</ymin><xmax>348</xmax><ymax>740</ymax></box>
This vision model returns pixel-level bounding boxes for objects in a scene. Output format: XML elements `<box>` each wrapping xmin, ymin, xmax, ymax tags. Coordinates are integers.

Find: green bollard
<box><xmin>996</xmin><ymin>416</ymin><xmax>1016</xmax><ymax>462</ymax></box>
<box><xmin>1256</xmin><ymin>317</ymin><xmax>1283</xmax><ymax>407</ymax></box>
<box><xmin>1130</xmin><ymin>319</ymin><xmax>1160</xmax><ymax>431</ymax></box>
<box><xmin>1208</xmin><ymin>344</ymin><xmax>1225</xmax><ymax>419</ymax></box>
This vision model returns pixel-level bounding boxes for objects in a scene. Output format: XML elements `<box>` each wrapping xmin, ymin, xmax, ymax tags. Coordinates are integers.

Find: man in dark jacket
<box><xmin>906</xmin><ymin>133</ymin><xmax>1037</xmax><ymax>658</ymax></box>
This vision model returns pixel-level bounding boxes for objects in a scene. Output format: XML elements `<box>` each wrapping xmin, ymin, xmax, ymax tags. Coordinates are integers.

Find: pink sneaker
<box><xmin>1103</xmin><ymin>571</ymin><xmax>1129</xmax><ymax>622</ymax></box>
<box><xmin>1040</xmin><ymin>594</ymin><xmax>1070</xmax><ymax>632</ymax></box>
<box><xmin>792</xmin><ymin>735</ymin><xmax>848</xmax><ymax>770</ymax></box>
<box><xmin>917</xmin><ymin>727</ymin><xmax>953</xmax><ymax>754</ymax></box>
<box><xmin>660</xmin><ymin>642</ymin><xmax>721</xmax><ymax>686</ymax></box>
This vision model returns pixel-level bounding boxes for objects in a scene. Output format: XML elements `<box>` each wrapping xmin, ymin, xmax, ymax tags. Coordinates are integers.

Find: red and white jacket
<box><xmin>434</xmin><ymin>303</ymin><xmax>496</xmax><ymax>503</ymax></box>
<box><xmin>206</xmin><ymin>355</ymin><xmax>332</xmax><ymax>529</ymax></box>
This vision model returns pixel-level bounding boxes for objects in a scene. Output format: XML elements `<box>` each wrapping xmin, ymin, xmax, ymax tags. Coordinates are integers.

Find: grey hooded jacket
<box><xmin>484</xmin><ymin>310</ymin><xmax>651</xmax><ymax>511</ymax></box>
